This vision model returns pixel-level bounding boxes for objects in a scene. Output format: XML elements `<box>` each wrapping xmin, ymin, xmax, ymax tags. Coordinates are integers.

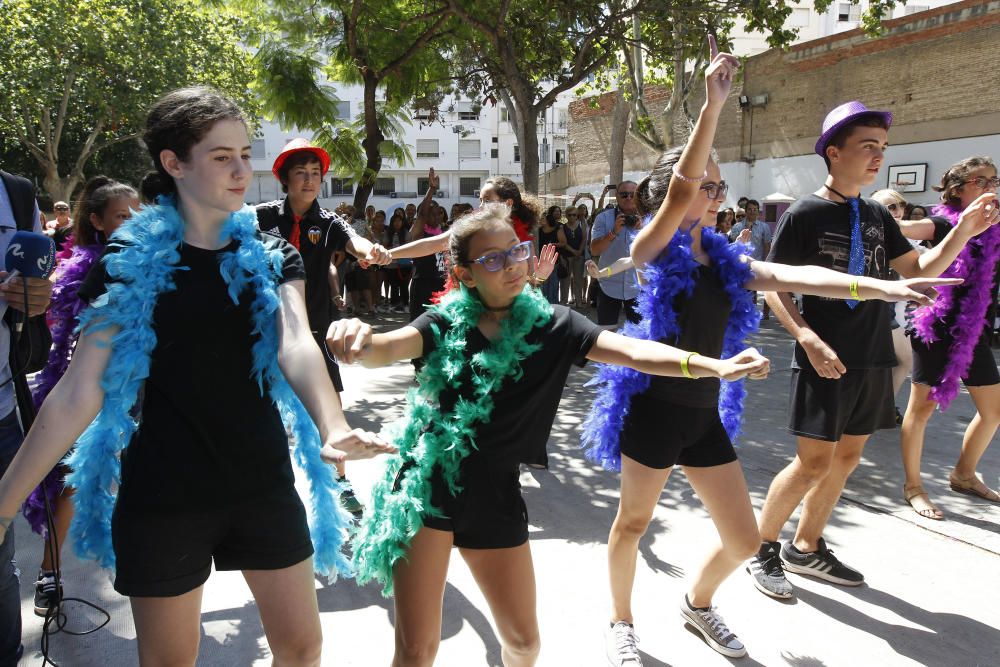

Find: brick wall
<box><xmin>567</xmin><ymin>0</ymin><xmax>1000</xmax><ymax>189</ymax></box>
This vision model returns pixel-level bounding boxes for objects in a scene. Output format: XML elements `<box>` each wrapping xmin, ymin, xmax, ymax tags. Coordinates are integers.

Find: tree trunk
<box><xmin>41</xmin><ymin>166</ymin><xmax>79</xmax><ymax>205</ymax></box>
<box><xmin>608</xmin><ymin>87</ymin><xmax>630</xmax><ymax>186</ymax></box>
<box><xmin>352</xmin><ymin>72</ymin><xmax>384</xmax><ymax>215</ymax></box>
<box><xmin>516</xmin><ymin>106</ymin><xmax>540</xmax><ymax>194</ymax></box>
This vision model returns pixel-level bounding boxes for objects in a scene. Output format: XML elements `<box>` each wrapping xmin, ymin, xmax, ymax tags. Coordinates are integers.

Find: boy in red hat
<box><xmin>747</xmin><ymin>102</ymin><xmax>999</xmax><ymax>599</ymax></box>
<box><xmin>257</xmin><ymin>139</ymin><xmax>390</xmax><ymax>517</ymax></box>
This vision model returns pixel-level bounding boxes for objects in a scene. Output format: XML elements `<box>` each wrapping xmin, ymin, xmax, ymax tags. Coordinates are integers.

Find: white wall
<box><xmin>720</xmin><ymin>133</ymin><xmax>1000</xmax><ymax>208</ymax></box>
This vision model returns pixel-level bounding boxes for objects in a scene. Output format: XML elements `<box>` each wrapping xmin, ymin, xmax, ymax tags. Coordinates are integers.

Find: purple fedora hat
<box><xmin>815</xmin><ymin>101</ymin><xmax>893</xmax><ymax>157</ymax></box>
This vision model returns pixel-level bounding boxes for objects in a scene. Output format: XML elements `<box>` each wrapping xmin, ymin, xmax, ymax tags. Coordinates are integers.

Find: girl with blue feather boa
<box><xmin>588</xmin><ymin>39</ymin><xmax>955</xmax><ymax>664</ymax></box>
<box><xmin>0</xmin><ymin>88</ymin><xmax>393</xmax><ymax>666</ymax></box>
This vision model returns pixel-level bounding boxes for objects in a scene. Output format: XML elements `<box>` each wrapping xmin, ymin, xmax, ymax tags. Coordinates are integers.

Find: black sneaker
<box><xmin>34</xmin><ymin>570</ymin><xmax>62</xmax><ymax>617</ymax></box>
<box><xmin>780</xmin><ymin>538</ymin><xmax>864</xmax><ymax>586</ymax></box>
<box><xmin>747</xmin><ymin>541</ymin><xmax>793</xmax><ymax>599</ymax></box>
<box><xmin>337</xmin><ymin>477</ymin><xmax>364</xmax><ymax>518</ymax></box>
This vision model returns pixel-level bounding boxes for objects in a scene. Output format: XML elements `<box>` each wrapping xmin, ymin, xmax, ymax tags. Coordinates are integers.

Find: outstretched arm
<box><xmin>586</xmin><ymin>330</ymin><xmax>769</xmax><ymax>381</ymax></box>
<box><xmin>631</xmin><ymin>36</ymin><xmax>739</xmax><ymax>269</ymax></box>
<box><xmin>586</xmin><ymin>256</ymin><xmax>634</xmax><ymax>280</ymax></box>
<box><xmin>891</xmin><ymin>193</ymin><xmax>999</xmax><ymax>278</ymax></box>
<box><xmin>746</xmin><ymin>259</ymin><xmax>961</xmax><ymax>305</ymax></box>
<box><xmin>277</xmin><ymin>281</ymin><xmax>394</xmax><ymax>463</ymax></box>
<box><xmin>0</xmin><ymin>324</ymin><xmax>114</xmax><ymax>543</ymax></box>
<box><xmin>326</xmin><ymin>317</ymin><xmax>424</xmax><ymax>368</ymax></box>
<box><xmin>389</xmin><ymin>230</ymin><xmax>451</xmax><ymax>260</ymax></box>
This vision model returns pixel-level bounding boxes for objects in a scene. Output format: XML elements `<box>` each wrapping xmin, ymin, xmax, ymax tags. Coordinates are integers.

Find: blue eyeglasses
<box><xmin>466</xmin><ymin>241</ymin><xmax>534</xmax><ymax>272</ymax></box>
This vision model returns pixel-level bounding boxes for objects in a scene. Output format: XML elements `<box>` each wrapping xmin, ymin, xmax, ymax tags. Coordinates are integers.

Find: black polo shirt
<box><xmin>256</xmin><ymin>198</ymin><xmax>356</xmax><ymax>334</ymax></box>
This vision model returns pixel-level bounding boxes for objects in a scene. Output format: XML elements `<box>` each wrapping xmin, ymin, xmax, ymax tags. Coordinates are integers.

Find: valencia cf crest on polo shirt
<box><xmin>307</xmin><ymin>226</ymin><xmax>322</xmax><ymax>245</ymax></box>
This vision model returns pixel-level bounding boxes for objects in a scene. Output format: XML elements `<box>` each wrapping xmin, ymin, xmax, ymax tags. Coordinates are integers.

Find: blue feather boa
<box><xmin>63</xmin><ymin>199</ymin><xmax>352</xmax><ymax>577</ymax></box>
<box><xmin>581</xmin><ymin>226</ymin><xmax>760</xmax><ymax>471</ymax></box>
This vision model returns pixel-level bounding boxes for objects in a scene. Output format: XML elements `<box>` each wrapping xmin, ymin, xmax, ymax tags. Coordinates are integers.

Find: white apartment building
<box><xmin>247</xmin><ymin>85</ymin><xmax>574</xmax><ymax>214</ymax></box>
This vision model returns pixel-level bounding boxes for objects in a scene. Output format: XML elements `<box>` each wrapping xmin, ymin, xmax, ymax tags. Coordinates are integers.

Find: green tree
<box><xmin>239</xmin><ymin>0</ymin><xmax>457</xmax><ymax>214</ymax></box>
<box><xmin>0</xmin><ymin>0</ymin><xmax>256</xmax><ymax>203</ymax></box>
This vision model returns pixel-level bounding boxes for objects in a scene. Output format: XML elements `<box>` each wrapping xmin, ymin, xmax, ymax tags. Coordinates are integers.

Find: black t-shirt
<box><xmin>409</xmin><ymin>305</ymin><xmax>602</xmax><ymax>467</ymax></box>
<box><xmin>256</xmin><ymin>198</ymin><xmax>355</xmax><ymax>335</ymax></box>
<box><xmin>78</xmin><ymin>235</ymin><xmax>306</xmax><ymax>510</ymax></box>
<box><xmin>645</xmin><ymin>264</ymin><xmax>731</xmax><ymax>407</ymax></box>
<box><xmin>408</xmin><ymin>227</ymin><xmax>447</xmax><ymax>288</ymax></box>
<box><xmin>767</xmin><ymin>194</ymin><xmax>913</xmax><ymax>369</ymax></box>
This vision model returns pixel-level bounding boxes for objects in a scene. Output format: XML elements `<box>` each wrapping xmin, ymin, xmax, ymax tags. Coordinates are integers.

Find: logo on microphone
<box><xmin>8</xmin><ymin>244</ymin><xmax>23</xmax><ymax>259</ymax></box>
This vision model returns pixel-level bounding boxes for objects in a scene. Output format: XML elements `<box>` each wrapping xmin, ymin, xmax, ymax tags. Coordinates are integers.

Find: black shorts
<box><xmin>619</xmin><ymin>393</ymin><xmax>738</xmax><ymax>469</ymax></box>
<box><xmin>597</xmin><ymin>291</ymin><xmax>640</xmax><ymax>326</ymax></box>
<box><xmin>111</xmin><ymin>487</ymin><xmax>313</xmax><ymax>597</ymax></box>
<box><xmin>789</xmin><ymin>367</ymin><xmax>896</xmax><ymax>442</ymax></box>
<box><xmin>911</xmin><ymin>331</ymin><xmax>999</xmax><ymax>388</ymax></box>
<box><xmin>410</xmin><ymin>459</ymin><xmax>529</xmax><ymax>550</ymax></box>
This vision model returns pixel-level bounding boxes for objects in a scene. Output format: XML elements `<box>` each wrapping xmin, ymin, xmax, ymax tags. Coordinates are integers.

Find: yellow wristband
<box><xmin>681</xmin><ymin>352</ymin><xmax>700</xmax><ymax>379</ymax></box>
<box><xmin>849</xmin><ymin>279</ymin><xmax>863</xmax><ymax>301</ymax></box>
<box><xmin>601</xmin><ymin>267</ymin><xmax>613</xmax><ymax>278</ymax></box>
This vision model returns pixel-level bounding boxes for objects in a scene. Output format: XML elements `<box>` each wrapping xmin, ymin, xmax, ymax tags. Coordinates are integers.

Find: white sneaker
<box><xmin>680</xmin><ymin>597</ymin><xmax>747</xmax><ymax>658</ymax></box>
<box><xmin>605</xmin><ymin>621</ymin><xmax>643</xmax><ymax>666</ymax></box>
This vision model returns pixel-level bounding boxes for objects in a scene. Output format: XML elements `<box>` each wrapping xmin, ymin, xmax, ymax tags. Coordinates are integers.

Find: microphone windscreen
<box><xmin>5</xmin><ymin>231</ymin><xmax>56</xmax><ymax>279</ymax></box>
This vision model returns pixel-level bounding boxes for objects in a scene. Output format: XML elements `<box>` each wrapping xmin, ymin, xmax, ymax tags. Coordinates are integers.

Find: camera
<box><xmin>623</xmin><ymin>214</ymin><xmax>639</xmax><ymax>227</ymax></box>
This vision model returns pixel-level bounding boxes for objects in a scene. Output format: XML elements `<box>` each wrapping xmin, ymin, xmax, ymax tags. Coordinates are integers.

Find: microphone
<box><xmin>5</xmin><ymin>230</ymin><xmax>56</xmax><ymax>280</ymax></box>
<box><xmin>3</xmin><ymin>231</ymin><xmax>56</xmax><ymax>331</ymax></box>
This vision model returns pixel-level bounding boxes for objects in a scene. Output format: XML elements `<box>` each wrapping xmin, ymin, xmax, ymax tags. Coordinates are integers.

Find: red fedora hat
<box><xmin>271</xmin><ymin>138</ymin><xmax>331</xmax><ymax>179</ymax></box>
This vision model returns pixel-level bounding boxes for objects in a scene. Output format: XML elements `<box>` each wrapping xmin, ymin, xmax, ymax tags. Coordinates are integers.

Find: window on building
<box><xmin>904</xmin><ymin>5</ymin><xmax>929</xmax><ymax>15</ymax></box>
<box><xmin>460</xmin><ymin>177</ymin><xmax>480</xmax><ymax>196</ymax></box>
<box><xmin>837</xmin><ymin>3</ymin><xmax>859</xmax><ymax>21</ymax></box>
<box><xmin>417</xmin><ymin>177</ymin><xmax>430</xmax><ymax>195</ymax></box>
<box><xmin>492</xmin><ymin>136</ymin><xmax>499</xmax><ymax>143</ymax></box>
<box><xmin>557</xmin><ymin>109</ymin><xmax>568</xmax><ymax>129</ymax></box>
<box><xmin>513</xmin><ymin>145</ymin><xmax>520</xmax><ymax>163</ymax></box>
<box><xmin>539</xmin><ymin>141</ymin><xmax>550</xmax><ymax>164</ymax></box>
<box><xmin>335</xmin><ymin>101</ymin><xmax>350</xmax><ymax>119</ymax></box>
<box><xmin>251</xmin><ymin>138</ymin><xmax>266</xmax><ymax>159</ymax></box>
<box><xmin>414</xmin><ymin>107</ymin><xmax>432</xmax><ymax>120</ymax></box>
<box><xmin>321</xmin><ymin>181</ymin><xmax>330</xmax><ymax>198</ymax></box>
<box><xmin>374</xmin><ymin>177</ymin><xmax>395</xmax><ymax>196</ymax></box>
<box><xmin>555</xmin><ymin>149</ymin><xmax>566</xmax><ymax>165</ymax></box>
<box><xmin>789</xmin><ymin>7</ymin><xmax>810</xmax><ymax>27</ymax></box>
<box><xmin>330</xmin><ymin>178</ymin><xmax>353</xmax><ymax>195</ymax></box>
<box><xmin>491</xmin><ymin>148</ymin><xmax>499</xmax><ymax>159</ymax></box>
<box><xmin>416</xmin><ymin>139</ymin><xmax>439</xmax><ymax>158</ymax></box>
<box><xmin>459</xmin><ymin>139</ymin><xmax>481</xmax><ymax>159</ymax></box>
<box><xmin>500</xmin><ymin>108</ymin><xmax>509</xmax><ymax>122</ymax></box>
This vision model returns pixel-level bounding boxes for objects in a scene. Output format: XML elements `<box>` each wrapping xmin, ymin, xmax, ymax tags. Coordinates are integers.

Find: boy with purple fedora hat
<box><xmin>746</xmin><ymin>101</ymin><xmax>1000</xmax><ymax>599</ymax></box>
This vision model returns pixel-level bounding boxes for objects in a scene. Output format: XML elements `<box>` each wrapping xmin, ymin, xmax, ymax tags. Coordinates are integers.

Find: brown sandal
<box><xmin>948</xmin><ymin>472</ymin><xmax>1000</xmax><ymax>503</ymax></box>
<box><xmin>904</xmin><ymin>484</ymin><xmax>944</xmax><ymax>520</ymax></box>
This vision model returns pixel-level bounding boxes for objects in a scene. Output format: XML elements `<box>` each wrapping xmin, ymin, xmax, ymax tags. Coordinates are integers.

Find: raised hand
<box><xmin>534</xmin><ymin>243</ymin><xmax>558</xmax><ymax>281</ymax></box>
<box><xmin>326</xmin><ymin>318</ymin><xmax>373</xmax><ymax>364</ymax></box>
<box><xmin>320</xmin><ymin>428</ymin><xmax>397</xmax><ymax>464</ymax></box>
<box><xmin>736</xmin><ymin>227</ymin><xmax>752</xmax><ymax>245</ymax></box>
<box><xmin>704</xmin><ymin>35</ymin><xmax>740</xmax><ymax>109</ymax></box>
<box><xmin>428</xmin><ymin>166</ymin><xmax>440</xmax><ymax>190</ymax></box>
<box><xmin>956</xmin><ymin>192</ymin><xmax>1000</xmax><ymax>238</ymax></box>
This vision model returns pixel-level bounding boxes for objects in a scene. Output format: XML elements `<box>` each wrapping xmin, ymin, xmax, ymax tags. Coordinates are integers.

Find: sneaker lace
<box><xmin>759</xmin><ymin>551</ymin><xmax>784</xmax><ymax>578</ymax></box>
<box><xmin>697</xmin><ymin>608</ymin><xmax>736</xmax><ymax>643</ymax></box>
<box><xmin>817</xmin><ymin>543</ymin><xmax>844</xmax><ymax>567</ymax></box>
<box><xmin>612</xmin><ymin>625</ymin><xmax>641</xmax><ymax>661</ymax></box>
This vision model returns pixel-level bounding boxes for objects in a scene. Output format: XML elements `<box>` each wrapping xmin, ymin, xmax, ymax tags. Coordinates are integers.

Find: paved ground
<box><xmin>15</xmin><ymin>312</ymin><xmax>1000</xmax><ymax>666</ymax></box>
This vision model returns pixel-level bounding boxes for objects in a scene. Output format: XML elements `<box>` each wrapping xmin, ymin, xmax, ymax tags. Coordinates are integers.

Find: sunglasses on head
<box><xmin>466</xmin><ymin>240</ymin><xmax>534</xmax><ymax>272</ymax></box>
<box><xmin>55</xmin><ymin>206</ymin><xmax>69</xmax><ymax>211</ymax></box>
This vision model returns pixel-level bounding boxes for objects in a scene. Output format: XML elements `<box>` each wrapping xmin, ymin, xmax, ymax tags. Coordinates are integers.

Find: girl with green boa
<box><xmin>328</xmin><ymin>203</ymin><xmax>770</xmax><ymax>666</ymax></box>
<box><xmin>0</xmin><ymin>88</ymin><xmax>393</xmax><ymax>666</ymax></box>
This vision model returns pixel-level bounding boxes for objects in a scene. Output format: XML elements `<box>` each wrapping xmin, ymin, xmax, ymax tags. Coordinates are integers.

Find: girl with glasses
<box><xmin>898</xmin><ymin>156</ymin><xmax>1000</xmax><ymax>519</ymax></box>
<box><xmin>326</xmin><ymin>202</ymin><xmax>771</xmax><ymax>667</ymax></box>
<box><xmin>584</xmin><ymin>39</ymin><xmax>957</xmax><ymax>664</ymax></box>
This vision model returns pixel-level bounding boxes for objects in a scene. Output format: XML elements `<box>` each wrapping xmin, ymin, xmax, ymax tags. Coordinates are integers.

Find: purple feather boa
<box><xmin>910</xmin><ymin>204</ymin><xmax>1000</xmax><ymax>409</ymax></box>
<box><xmin>22</xmin><ymin>243</ymin><xmax>104</xmax><ymax>535</ymax></box>
<box><xmin>581</xmin><ymin>227</ymin><xmax>759</xmax><ymax>471</ymax></box>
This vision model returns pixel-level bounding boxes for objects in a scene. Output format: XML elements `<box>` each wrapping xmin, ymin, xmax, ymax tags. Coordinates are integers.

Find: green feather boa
<box><xmin>353</xmin><ymin>283</ymin><xmax>553</xmax><ymax>594</ymax></box>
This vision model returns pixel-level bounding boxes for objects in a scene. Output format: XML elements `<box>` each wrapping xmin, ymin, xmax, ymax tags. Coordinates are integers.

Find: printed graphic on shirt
<box><xmin>815</xmin><ymin>223</ymin><xmax>888</xmax><ymax>300</ymax></box>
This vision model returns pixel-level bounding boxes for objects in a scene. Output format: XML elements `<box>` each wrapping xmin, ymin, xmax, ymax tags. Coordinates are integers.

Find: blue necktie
<box><xmin>844</xmin><ymin>197</ymin><xmax>865</xmax><ymax>309</ymax></box>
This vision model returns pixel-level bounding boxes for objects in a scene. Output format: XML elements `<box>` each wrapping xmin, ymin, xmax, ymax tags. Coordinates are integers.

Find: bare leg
<box><xmin>130</xmin><ymin>586</ymin><xmax>204</xmax><ymax>667</ymax></box>
<box><xmin>39</xmin><ymin>489</ymin><xmax>75</xmax><ymax>572</ymax></box>
<box><xmin>758</xmin><ymin>436</ymin><xmax>835</xmax><ymax>543</ymax></box>
<box><xmin>891</xmin><ymin>328</ymin><xmax>913</xmax><ymax>398</ymax></box>
<box><xmin>243</xmin><ymin>558</ymin><xmax>323</xmax><ymax>667</ymax></box>
<box><xmin>461</xmin><ymin>543</ymin><xmax>540</xmax><ymax>666</ymax></box>
<box><xmin>899</xmin><ymin>382</ymin><xmax>943</xmax><ymax>518</ymax></box>
<box><xmin>607</xmin><ymin>455</ymin><xmax>672</xmax><ymax>624</ymax></box>
<box><xmin>952</xmin><ymin>383</ymin><xmax>1000</xmax><ymax>498</ymax></box>
<box><xmin>391</xmin><ymin>527</ymin><xmax>453</xmax><ymax>667</ymax></box>
<box><xmin>683</xmin><ymin>462</ymin><xmax>760</xmax><ymax>608</ymax></box>
<box><xmin>793</xmin><ymin>434</ymin><xmax>868</xmax><ymax>552</ymax></box>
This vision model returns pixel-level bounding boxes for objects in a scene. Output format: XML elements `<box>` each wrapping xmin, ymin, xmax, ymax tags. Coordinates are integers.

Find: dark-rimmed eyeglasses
<box><xmin>963</xmin><ymin>176</ymin><xmax>1000</xmax><ymax>190</ymax></box>
<box><xmin>700</xmin><ymin>181</ymin><xmax>729</xmax><ymax>201</ymax></box>
<box><xmin>617</xmin><ymin>192</ymin><xmax>636</xmax><ymax>199</ymax></box>
<box><xmin>466</xmin><ymin>240</ymin><xmax>533</xmax><ymax>272</ymax></box>
<box><xmin>887</xmin><ymin>202</ymin><xmax>905</xmax><ymax>212</ymax></box>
